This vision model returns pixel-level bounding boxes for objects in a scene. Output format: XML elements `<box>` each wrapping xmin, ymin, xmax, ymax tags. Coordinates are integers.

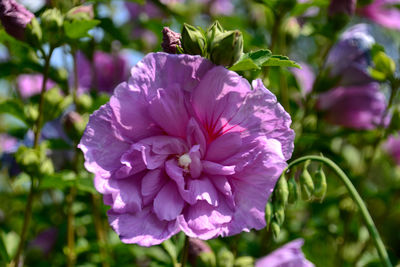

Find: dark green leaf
<box><xmin>262</xmin><ymin>55</ymin><xmax>301</xmax><ymax>68</ymax></box>
<box><xmin>0</xmin><ymin>99</ymin><xmax>26</xmax><ymax>123</ymax></box>
<box><xmin>229</xmin><ymin>49</ymin><xmax>272</xmax><ymax>71</ymax></box>
<box><xmin>64</xmin><ymin>19</ymin><xmax>100</xmax><ymax>39</ymax></box>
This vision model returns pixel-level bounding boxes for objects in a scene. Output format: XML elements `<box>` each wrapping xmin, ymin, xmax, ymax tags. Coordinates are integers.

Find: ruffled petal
<box><xmin>205</xmin><ymin>132</ymin><xmax>242</xmax><ymax>162</ymax></box>
<box><xmin>178</xmin><ymin>199</ymin><xmax>233</xmax><ymax>239</ymax></box>
<box><xmin>108</xmin><ymin>208</ymin><xmax>179</xmax><ymax>246</ymax></box>
<box><xmin>153</xmin><ymin>181</ymin><xmax>185</xmax><ymax>221</ymax></box>
<box><xmin>149</xmin><ymin>84</ymin><xmax>190</xmax><ymax>138</ymax></box>
<box><xmin>78</xmin><ymin>104</ymin><xmax>131</xmax><ymax>179</ymax></box>
<box><xmin>109</xmin><ymin>82</ymin><xmax>162</xmax><ymax>141</ymax></box>
<box><xmin>188</xmin><ymin>177</ymin><xmax>219</xmax><ymax>206</ymax></box>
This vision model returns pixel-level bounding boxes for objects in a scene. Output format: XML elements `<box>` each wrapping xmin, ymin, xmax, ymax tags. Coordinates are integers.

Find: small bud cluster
<box><xmin>163</xmin><ymin>21</ymin><xmax>243</xmax><ymax>67</ymax></box>
<box><xmin>267</xmin><ymin>161</ymin><xmax>328</xmax><ymax>239</ymax></box>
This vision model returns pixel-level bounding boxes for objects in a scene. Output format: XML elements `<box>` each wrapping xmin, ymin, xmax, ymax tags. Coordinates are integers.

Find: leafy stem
<box><xmin>12</xmin><ymin>46</ymin><xmax>55</xmax><ymax>267</ymax></box>
<box><xmin>180</xmin><ymin>235</ymin><xmax>190</xmax><ymax>267</ymax></box>
<box><xmin>285</xmin><ymin>155</ymin><xmax>392</xmax><ymax>267</ymax></box>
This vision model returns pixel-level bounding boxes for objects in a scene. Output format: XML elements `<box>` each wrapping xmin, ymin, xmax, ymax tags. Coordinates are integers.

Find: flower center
<box><xmin>178</xmin><ymin>153</ymin><xmax>192</xmax><ymax>169</ymax></box>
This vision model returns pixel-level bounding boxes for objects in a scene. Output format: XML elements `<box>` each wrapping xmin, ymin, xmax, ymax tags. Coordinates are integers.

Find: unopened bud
<box><xmin>373</xmin><ymin>51</ymin><xmax>396</xmax><ymax>77</ymax></box>
<box><xmin>181</xmin><ymin>23</ymin><xmax>206</xmax><ymax>56</ymax></box>
<box><xmin>67</xmin><ymin>5</ymin><xmax>94</xmax><ymax>20</ymax></box>
<box><xmin>26</xmin><ymin>18</ymin><xmax>42</xmax><ymax>47</ymax></box>
<box><xmin>209</xmin><ymin>30</ymin><xmax>243</xmax><ymax>67</ymax></box>
<box><xmin>218</xmin><ymin>248</ymin><xmax>234</xmax><ymax>267</ymax></box>
<box><xmin>206</xmin><ymin>20</ymin><xmax>224</xmax><ymax>44</ymax></box>
<box><xmin>41</xmin><ymin>8</ymin><xmax>63</xmax><ymax>31</ymax></box>
<box><xmin>234</xmin><ymin>256</ymin><xmax>254</xmax><ymax>267</ymax></box>
<box><xmin>313</xmin><ymin>167</ymin><xmax>327</xmax><ymax>199</ymax></box>
<box><xmin>271</xmin><ymin>221</ymin><xmax>280</xmax><ymax>239</ymax></box>
<box><xmin>287</xmin><ymin>176</ymin><xmax>299</xmax><ymax>203</ymax></box>
<box><xmin>161</xmin><ymin>27</ymin><xmax>181</xmax><ymax>54</ymax></box>
<box><xmin>265</xmin><ymin>201</ymin><xmax>273</xmax><ymax>228</ymax></box>
<box><xmin>300</xmin><ymin>168</ymin><xmax>314</xmax><ymax>200</ymax></box>
<box><xmin>274</xmin><ymin>174</ymin><xmax>289</xmax><ymax>206</ymax></box>
<box><xmin>273</xmin><ymin>202</ymin><xmax>285</xmax><ymax>226</ymax></box>
<box><xmin>0</xmin><ymin>0</ymin><xmax>34</xmax><ymax>41</ymax></box>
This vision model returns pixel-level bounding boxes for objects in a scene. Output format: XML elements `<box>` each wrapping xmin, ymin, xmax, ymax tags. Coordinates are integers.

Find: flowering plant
<box><xmin>0</xmin><ymin>0</ymin><xmax>399</xmax><ymax>267</ymax></box>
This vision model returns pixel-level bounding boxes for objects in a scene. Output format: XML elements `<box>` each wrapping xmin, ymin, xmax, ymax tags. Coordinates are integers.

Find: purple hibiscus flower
<box><xmin>358</xmin><ymin>0</ymin><xmax>400</xmax><ymax>30</ymax></box>
<box><xmin>291</xmin><ymin>62</ymin><xmax>315</xmax><ymax>96</ymax></box>
<box><xmin>255</xmin><ymin>239</ymin><xmax>314</xmax><ymax>267</ymax></box>
<box><xmin>76</xmin><ymin>51</ymin><xmax>128</xmax><ymax>93</ymax></box>
<box><xmin>325</xmin><ymin>24</ymin><xmax>375</xmax><ymax>86</ymax></box>
<box><xmin>79</xmin><ymin>53</ymin><xmax>294</xmax><ymax>246</ymax></box>
<box><xmin>0</xmin><ymin>0</ymin><xmax>33</xmax><ymax>41</ymax></box>
<box><xmin>17</xmin><ymin>74</ymin><xmax>56</xmax><ymax>99</ymax></box>
<box><xmin>385</xmin><ymin>134</ymin><xmax>400</xmax><ymax>165</ymax></box>
<box><xmin>317</xmin><ymin>83</ymin><xmax>388</xmax><ymax>130</ymax></box>
<box><xmin>0</xmin><ymin>133</ymin><xmax>18</xmax><ymax>154</ymax></box>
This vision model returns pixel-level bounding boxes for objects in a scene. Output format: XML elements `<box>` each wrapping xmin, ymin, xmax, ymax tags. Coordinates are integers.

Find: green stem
<box><xmin>285</xmin><ymin>155</ymin><xmax>392</xmax><ymax>267</ymax></box>
<box><xmin>180</xmin><ymin>235</ymin><xmax>189</xmax><ymax>267</ymax></box>
<box><xmin>12</xmin><ymin>47</ymin><xmax>54</xmax><ymax>267</ymax></box>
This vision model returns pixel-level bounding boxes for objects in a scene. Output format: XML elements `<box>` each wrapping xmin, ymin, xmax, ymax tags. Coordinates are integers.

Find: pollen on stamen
<box><xmin>178</xmin><ymin>153</ymin><xmax>192</xmax><ymax>169</ymax></box>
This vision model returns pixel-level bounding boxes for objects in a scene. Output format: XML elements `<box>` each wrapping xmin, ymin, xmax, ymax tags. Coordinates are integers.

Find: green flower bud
<box><xmin>265</xmin><ymin>201</ymin><xmax>273</xmax><ymax>228</ymax></box>
<box><xmin>24</xmin><ymin>104</ymin><xmax>39</xmax><ymax>125</ymax></box>
<box><xmin>15</xmin><ymin>145</ymin><xmax>40</xmax><ymax>175</ymax></box>
<box><xmin>40</xmin><ymin>8</ymin><xmax>64</xmax><ymax>45</ymax></box>
<box><xmin>373</xmin><ymin>51</ymin><xmax>396</xmax><ymax>77</ymax></box>
<box><xmin>25</xmin><ymin>18</ymin><xmax>42</xmax><ymax>48</ymax></box>
<box><xmin>313</xmin><ymin>167</ymin><xmax>327</xmax><ymax>199</ymax></box>
<box><xmin>206</xmin><ymin>21</ymin><xmax>224</xmax><ymax>44</ymax></box>
<box><xmin>273</xmin><ymin>202</ymin><xmax>285</xmax><ymax>226</ymax></box>
<box><xmin>287</xmin><ymin>176</ymin><xmax>299</xmax><ymax>203</ymax></box>
<box><xmin>181</xmin><ymin>23</ymin><xmax>207</xmax><ymax>56</ymax></box>
<box><xmin>40</xmin><ymin>158</ymin><xmax>54</xmax><ymax>175</ymax></box>
<box><xmin>218</xmin><ymin>248</ymin><xmax>235</xmax><ymax>267</ymax></box>
<box><xmin>300</xmin><ymin>168</ymin><xmax>314</xmax><ymax>200</ymax></box>
<box><xmin>274</xmin><ymin>174</ymin><xmax>289</xmax><ymax>206</ymax></box>
<box><xmin>41</xmin><ymin>8</ymin><xmax>63</xmax><ymax>31</ymax></box>
<box><xmin>271</xmin><ymin>221</ymin><xmax>280</xmax><ymax>239</ymax></box>
<box><xmin>234</xmin><ymin>256</ymin><xmax>254</xmax><ymax>267</ymax></box>
<box><xmin>198</xmin><ymin>252</ymin><xmax>217</xmax><ymax>267</ymax></box>
<box><xmin>76</xmin><ymin>93</ymin><xmax>93</xmax><ymax>111</ymax></box>
<box><xmin>209</xmin><ymin>30</ymin><xmax>243</xmax><ymax>67</ymax></box>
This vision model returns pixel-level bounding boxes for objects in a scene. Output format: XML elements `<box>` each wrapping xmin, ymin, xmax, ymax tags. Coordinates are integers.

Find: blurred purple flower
<box><xmin>28</xmin><ymin>228</ymin><xmax>58</xmax><ymax>256</ymax></box>
<box><xmin>385</xmin><ymin>134</ymin><xmax>400</xmax><ymax>165</ymax></box>
<box><xmin>198</xmin><ymin>0</ymin><xmax>234</xmax><ymax>16</ymax></box>
<box><xmin>317</xmin><ymin>83</ymin><xmax>388</xmax><ymax>129</ymax></box>
<box><xmin>359</xmin><ymin>0</ymin><xmax>400</xmax><ymax>30</ymax></box>
<box><xmin>291</xmin><ymin>62</ymin><xmax>315</xmax><ymax>96</ymax></box>
<box><xmin>125</xmin><ymin>1</ymin><xmax>163</xmax><ymax>19</ymax></box>
<box><xmin>76</xmin><ymin>51</ymin><xmax>128</xmax><ymax>93</ymax></box>
<box><xmin>79</xmin><ymin>52</ymin><xmax>294</xmax><ymax>246</ymax></box>
<box><xmin>17</xmin><ymin>74</ymin><xmax>56</xmax><ymax>99</ymax></box>
<box><xmin>256</xmin><ymin>239</ymin><xmax>314</xmax><ymax>267</ymax></box>
<box><xmin>0</xmin><ymin>133</ymin><xmax>18</xmax><ymax>153</ymax></box>
<box><xmin>328</xmin><ymin>0</ymin><xmax>356</xmax><ymax>16</ymax></box>
<box><xmin>0</xmin><ymin>0</ymin><xmax>34</xmax><ymax>41</ymax></box>
<box><xmin>325</xmin><ymin>24</ymin><xmax>375</xmax><ymax>86</ymax></box>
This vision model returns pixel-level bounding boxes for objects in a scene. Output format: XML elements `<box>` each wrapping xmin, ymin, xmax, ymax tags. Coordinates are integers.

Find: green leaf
<box><xmin>0</xmin><ymin>232</ymin><xmax>9</xmax><ymax>263</ymax></box>
<box><xmin>0</xmin><ymin>99</ymin><xmax>26</xmax><ymax>123</ymax></box>
<box><xmin>161</xmin><ymin>239</ymin><xmax>178</xmax><ymax>265</ymax></box>
<box><xmin>39</xmin><ymin>171</ymin><xmax>76</xmax><ymax>190</ymax></box>
<box><xmin>229</xmin><ymin>49</ymin><xmax>272</xmax><ymax>71</ymax></box>
<box><xmin>262</xmin><ymin>55</ymin><xmax>301</xmax><ymax>68</ymax></box>
<box><xmin>76</xmin><ymin>178</ymin><xmax>96</xmax><ymax>194</ymax></box>
<box><xmin>64</xmin><ymin>19</ymin><xmax>100</xmax><ymax>39</ymax></box>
